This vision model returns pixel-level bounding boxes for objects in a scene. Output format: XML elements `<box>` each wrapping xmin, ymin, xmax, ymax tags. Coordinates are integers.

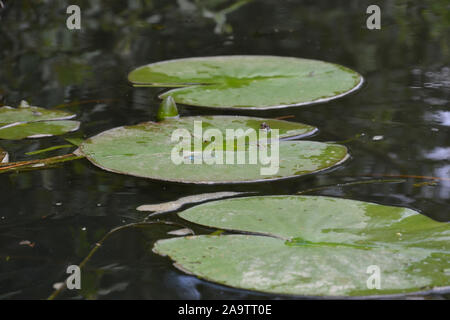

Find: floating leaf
<box><xmin>154</xmin><ymin>196</ymin><xmax>450</xmax><ymax>297</ymax></box>
<box><xmin>128</xmin><ymin>56</ymin><xmax>363</xmax><ymax>109</ymax></box>
<box><xmin>0</xmin><ymin>103</ymin><xmax>75</xmax><ymax>124</ymax></box>
<box><xmin>0</xmin><ymin>121</ymin><xmax>80</xmax><ymax>140</ymax></box>
<box><xmin>0</xmin><ymin>102</ymin><xmax>79</xmax><ymax>140</ymax></box>
<box><xmin>79</xmin><ymin>116</ymin><xmax>347</xmax><ymax>184</ymax></box>
<box><xmin>167</xmin><ymin>228</ymin><xmax>194</xmax><ymax>236</ymax></box>
<box><xmin>137</xmin><ymin>192</ymin><xmax>244</xmax><ymax>212</ymax></box>
<box><xmin>137</xmin><ymin>191</ymin><xmax>248</xmax><ymax>215</ymax></box>
<box><xmin>0</xmin><ymin>146</ymin><xmax>8</xmax><ymax>163</ymax></box>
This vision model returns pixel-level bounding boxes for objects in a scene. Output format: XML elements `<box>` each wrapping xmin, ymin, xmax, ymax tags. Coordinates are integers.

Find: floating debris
<box><xmin>167</xmin><ymin>228</ymin><xmax>194</xmax><ymax>236</ymax></box>
<box><xmin>137</xmin><ymin>192</ymin><xmax>248</xmax><ymax>215</ymax></box>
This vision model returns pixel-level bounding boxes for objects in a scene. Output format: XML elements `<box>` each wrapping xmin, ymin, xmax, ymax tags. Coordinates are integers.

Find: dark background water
<box><xmin>0</xmin><ymin>0</ymin><xmax>448</xmax><ymax>299</ymax></box>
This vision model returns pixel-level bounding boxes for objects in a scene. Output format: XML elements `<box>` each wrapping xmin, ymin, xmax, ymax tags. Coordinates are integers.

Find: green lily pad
<box><xmin>0</xmin><ymin>102</ymin><xmax>79</xmax><ymax>140</ymax></box>
<box><xmin>128</xmin><ymin>56</ymin><xmax>363</xmax><ymax>109</ymax></box>
<box><xmin>154</xmin><ymin>196</ymin><xmax>450</xmax><ymax>297</ymax></box>
<box><xmin>79</xmin><ymin>116</ymin><xmax>347</xmax><ymax>184</ymax></box>
<box><xmin>0</xmin><ymin>102</ymin><xmax>75</xmax><ymax>125</ymax></box>
<box><xmin>0</xmin><ymin>121</ymin><xmax>80</xmax><ymax>140</ymax></box>
<box><xmin>137</xmin><ymin>191</ymin><xmax>248</xmax><ymax>214</ymax></box>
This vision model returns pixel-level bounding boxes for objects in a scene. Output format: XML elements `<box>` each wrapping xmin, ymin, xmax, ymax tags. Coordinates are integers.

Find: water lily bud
<box><xmin>157</xmin><ymin>96</ymin><xmax>179</xmax><ymax>121</ymax></box>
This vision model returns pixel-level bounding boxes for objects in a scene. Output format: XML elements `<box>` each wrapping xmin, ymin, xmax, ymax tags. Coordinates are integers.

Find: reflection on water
<box><xmin>425</xmin><ymin>147</ymin><xmax>450</xmax><ymax>161</ymax></box>
<box><xmin>0</xmin><ymin>0</ymin><xmax>449</xmax><ymax>299</ymax></box>
<box><xmin>425</xmin><ymin>111</ymin><xmax>450</xmax><ymax>126</ymax></box>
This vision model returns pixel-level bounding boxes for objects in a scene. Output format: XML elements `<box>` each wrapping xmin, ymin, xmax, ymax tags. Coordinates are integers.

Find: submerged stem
<box><xmin>0</xmin><ymin>153</ymin><xmax>83</xmax><ymax>173</ymax></box>
<box><xmin>47</xmin><ymin>220</ymin><xmax>191</xmax><ymax>300</ymax></box>
<box><xmin>297</xmin><ymin>178</ymin><xmax>406</xmax><ymax>194</ymax></box>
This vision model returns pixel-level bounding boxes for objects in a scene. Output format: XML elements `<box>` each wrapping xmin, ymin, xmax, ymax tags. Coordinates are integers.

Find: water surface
<box><xmin>0</xmin><ymin>0</ymin><xmax>448</xmax><ymax>299</ymax></box>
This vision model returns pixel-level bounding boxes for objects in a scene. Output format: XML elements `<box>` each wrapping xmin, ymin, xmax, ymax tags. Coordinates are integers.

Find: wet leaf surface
<box><xmin>0</xmin><ymin>121</ymin><xmax>80</xmax><ymax>140</ymax></box>
<box><xmin>0</xmin><ymin>102</ymin><xmax>79</xmax><ymax>140</ymax></box>
<box><xmin>128</xmin><ymin>56</ymin><xmax>363</xmax><ymax>109</ymax></box>
<box><xmin>80</xmin><ymin>116</ymin><xmax>347</xmax><ymax>184</ymax></box>
<box><xmin>154</xmin><ymin>195</ymin><xmax>450</xmax><ymax>296</ymax></box>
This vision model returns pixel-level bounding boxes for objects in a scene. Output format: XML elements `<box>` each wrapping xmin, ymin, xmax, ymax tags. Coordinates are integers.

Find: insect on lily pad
<box><xmin>128</xmin><ymin>56</ymin><xmax>363</xmax><ymax>110</ymax></box>
<box><xmin>154</xmin><ymin>195</ymin><xmax>450</xmax><ymax>297</ymax></box>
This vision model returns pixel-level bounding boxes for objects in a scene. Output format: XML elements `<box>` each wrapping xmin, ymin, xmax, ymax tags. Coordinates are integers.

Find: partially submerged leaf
<box><xmin>0</xmin><ymin>102</ymin><xmax>79</xmax><ymax>140</ymax></box>
<box><xmin>79</xmin><ymin>116</ymin><xmax>347</xmax><ymax>184</ymax></box>
<box><xmin>137</xmin><ymin>191</ymin><xmax>247</xmax><ymax>214</ymax></box>
<box><xmin>0</xmin><ymin>103</ymin><xmax>75</xmax><ymax>124</ymax></box>
<box><xmin>154</xmin><ymin>195</ymin><xmax>450</xmax><ymax>297</ymax></box>
<box><xmin>0</xmin><ymin>121</ymin><xmax>80</xmax><ymax>140</ymax></box>
<box><xmin>128</xmin><ymin>56</ymin><xmax>363</xmax><ymax>109</ymax></box>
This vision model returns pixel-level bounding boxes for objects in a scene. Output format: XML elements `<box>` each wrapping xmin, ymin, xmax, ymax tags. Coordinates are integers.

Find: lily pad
<box><xmin>0</xmin><ymin>121</ymin><xmax>80</xmax><ymax>140</ymax></box>
<box><xmin>0</xmin><ymin>102</ymin><xmax>80</xmax><ymax>140</ymax></box>
<box><xmin>128</xmin><ymin>56</ymin><xmax>363</xmax><ymax>109</ymax></box>
<box><xmin>154</xmin><ymin>196</ymin><xmax>450</xmax><ymax>297</ymax></box>
<box><xmin>79</xmin><ymin>116</ymin><xmax>347</xmax><ymax>184</ymax></box>
<box><xmin>137</xmin><ymin>191</ymin><xmax>248</xmax><ymax>214</ymax></box>
<box><xmin>0</xmin><ymin>103</ymin><xmax>75</xmax><ymax>125</ymax></box>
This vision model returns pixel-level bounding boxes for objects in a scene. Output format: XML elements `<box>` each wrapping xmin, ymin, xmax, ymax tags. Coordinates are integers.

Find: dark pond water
<box><xmin>0</xmin><ymin>0</ymin><xmax>449</xmax><ymax>299</ymax></box>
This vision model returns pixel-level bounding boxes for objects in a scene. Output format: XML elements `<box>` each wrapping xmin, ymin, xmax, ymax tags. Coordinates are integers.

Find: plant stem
<box><xmin>47</xmin><ymin>220</ymin><xmax>192</xmax><ymax>300</ymax></box>
<box><xmin>0</xmin><ymin>153</ymin><xmax>83</xmax><ymax>173</ymax></box>
<box><xmin>297</xmin><ymin>178</ymin><xmax>406</xmax><ymax>194</ymax></box>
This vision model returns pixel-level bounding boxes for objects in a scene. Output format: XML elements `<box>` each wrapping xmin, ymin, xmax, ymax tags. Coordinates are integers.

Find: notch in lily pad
<box><xmin>0</xmin><ymin>100</ymin><xmax>80</xmax><ymax>140</ymax></box>
<box><xmin>154</xmin><ymin>195</ymin><xmax>450</xmax><ymax>297</ymax></box>
<box><xmin>128</xmin><ymin>56</ymin><xmax>363</xmax><ymax>110</ymax></box>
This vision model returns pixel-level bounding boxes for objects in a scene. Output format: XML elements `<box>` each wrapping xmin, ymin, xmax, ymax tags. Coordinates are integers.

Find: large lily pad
<box><xmin>0</xmin><ymin>121</ymin><xmax>80</xmax><ymax>140</ymax></box>
<box><xmin>128</xmin><ymin>56</ymin><xmax>363</xmax><ymax>109</ymax></box>
<box><xmin>79</xmin><ymin>116</ymin><xmax>348</xmax><ymax>184</ymax></box>
<box><xmin>154</xmin><ymin>196</ymin><xmax>450</xmax><ymax>297</ymax></box>
<box><xmin>0</xmin><ymin>102</ymin><xmax>80</xmax><ymax>140</ymax></box>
